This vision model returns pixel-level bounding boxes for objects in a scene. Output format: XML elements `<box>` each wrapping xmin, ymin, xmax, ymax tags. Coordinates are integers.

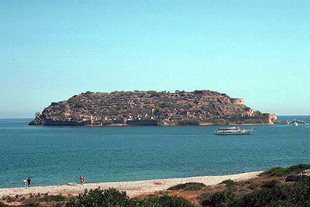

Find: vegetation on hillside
<box><xmin>259</xmin><ymin>164</ymin><xmax>310</xmax><ymax>177</ymax></box>
<box><xmin>167</xmin><ymin>182</ymin><xmax>206</xmax><ymax>191</ymax></box>
<box><xmin>52</xmin><ymin>188</ymin><xmax>195</xmax><ymax>207</ymax></box>
<box><xmin>201</xmin><ymin>178</ymin><xmax>310</xmax><ymax>207</ymax></box>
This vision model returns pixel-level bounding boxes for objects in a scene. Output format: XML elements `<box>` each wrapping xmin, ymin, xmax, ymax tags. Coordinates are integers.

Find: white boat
<box><xmin>214</xmin><ymin>126</ymin><xmax>253</xmax><ymax>135</ymax></box>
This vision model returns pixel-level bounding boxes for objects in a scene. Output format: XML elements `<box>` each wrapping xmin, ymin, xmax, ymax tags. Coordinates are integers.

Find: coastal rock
<box><xmin>29</xmin><ymin>90</ymin><xmax>277</xmax><ymax>126</ymax></box>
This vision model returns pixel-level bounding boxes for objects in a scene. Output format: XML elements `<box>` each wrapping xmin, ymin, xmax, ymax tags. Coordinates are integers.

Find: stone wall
<box><xmin>230</xmin><ymin>98</ymin><xmax>244</xmax><ymax>105</ymax></box>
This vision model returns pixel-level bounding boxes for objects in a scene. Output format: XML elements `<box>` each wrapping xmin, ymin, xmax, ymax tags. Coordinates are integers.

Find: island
<box><xmin>29</xmin><ymin>90</ymin><xmax>277</xmax><ymax>126</ymax></box>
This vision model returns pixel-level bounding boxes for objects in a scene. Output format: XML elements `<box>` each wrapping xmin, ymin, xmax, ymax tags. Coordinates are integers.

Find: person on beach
<box><xmin>27</xmin><ymin>177</ymin><xmax>31</xmax><ymax>187</ymax></box>
<box><xmin>79</xmin><ymin>176</ymin><xmax>85</xmax><ymax>184</ymax></box>
<box><xmin>81</xmin><ymin>176</ymin><xmax>85</xmax><ymax>184</ymax></box>
<box><xmin>23</xmin><ymin>179</ymin><xmax>27</xmax><ymax>187</ymax></box>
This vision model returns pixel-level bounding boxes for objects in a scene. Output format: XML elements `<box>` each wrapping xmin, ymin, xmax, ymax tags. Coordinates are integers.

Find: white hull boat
<box><xmin>214</xmin><ymin>126</ymin><xmax>253</xmax><ymax>135</ymax></box>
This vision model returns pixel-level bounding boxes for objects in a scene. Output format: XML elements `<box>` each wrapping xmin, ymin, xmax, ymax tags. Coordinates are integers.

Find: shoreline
<box><xmin>0</xmin><ymin>171</ymin><xmax>262</xmax><ymax>198</ymax></box>
<box><xmin>31</xmin><ymin>123</ymin><xmax>272</xmax><ymax>127</ymax></box>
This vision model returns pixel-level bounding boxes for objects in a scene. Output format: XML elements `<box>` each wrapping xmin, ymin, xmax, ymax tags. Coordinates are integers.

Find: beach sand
<box><xmin>0</xmin><ymin>171</ymin><xmax>262</xmax><ymax>198</ymax></box>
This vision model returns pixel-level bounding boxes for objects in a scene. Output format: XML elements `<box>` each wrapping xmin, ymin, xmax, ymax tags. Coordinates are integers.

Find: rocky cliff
<box><xmin>29</xmin><ymin>90</ymin><xmax>277</xmax><ymax>126</ymax></box>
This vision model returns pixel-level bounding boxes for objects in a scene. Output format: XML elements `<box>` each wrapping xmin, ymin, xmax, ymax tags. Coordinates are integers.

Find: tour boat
<box><xmin>214</xmin><ymin>126</ymin><xmax>253</xmax><ymax>135</ymax></box>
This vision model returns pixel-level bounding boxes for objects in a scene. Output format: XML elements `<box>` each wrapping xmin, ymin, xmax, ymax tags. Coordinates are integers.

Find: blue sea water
<box><xmin>0</xmin><ymin>116</ymin><xmax>309</xmax><ymax>188</ymax></box>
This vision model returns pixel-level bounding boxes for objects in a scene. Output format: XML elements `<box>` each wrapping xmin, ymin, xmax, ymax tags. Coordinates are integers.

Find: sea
<box><xmin>0</xmin><ymin>116</ymin><xmax>309</xmax><ymax>188</ymax></box>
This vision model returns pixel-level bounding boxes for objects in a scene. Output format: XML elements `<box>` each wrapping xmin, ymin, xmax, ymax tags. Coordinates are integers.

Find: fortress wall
<box><xmin>230</xmin><ymin>98</ymin><xmax>244</xmax><ymax>105</ymax></box>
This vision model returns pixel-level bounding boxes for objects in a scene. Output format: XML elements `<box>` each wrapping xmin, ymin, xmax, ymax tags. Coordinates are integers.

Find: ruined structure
<box><xmin>29</xmin><ymin>90</ymin><xmax>277</xmax><ymax>126</ymax></box>
<box><xmin>230</xmin><ymin>98</ymin><xmax>244</xmax><ymax>105</ymax></box>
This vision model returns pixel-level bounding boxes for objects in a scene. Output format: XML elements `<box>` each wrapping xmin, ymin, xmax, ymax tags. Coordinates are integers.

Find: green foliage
<box><xmin>259</xmin><ymin>164</ymin><xmax>310</xmax><ymax>177</ymax></box>
<box><xmin>201</xmin><ymin>191</ymin><xmax>237</xmax><ymax>207</ymax></box>
<box><xmin>144</xmin><ymin>196</ymin><xmax>196</xmax><ymax>207</ymax></box>
<box><xmin>68</xmin><ymin>99</ymin><xmax>83</xmax><ymax>108</ymax></box>
<box><xmin>220</xmin><ymin>180</ymin><xmax>236</xmax><ymax>187</ymax></box>
<box><xmin>285</xmin><ymin>164</ymin><xmax>310</xmax><ymax>174</ymax></box>
<box><xmin>201</xmin><ymin>177</ymin><xmax>310</xmax><ymax>207</ymax></box>
<box><xmin>54</xmin><ymin>188</ymin><xmax>196</xmax><ymax>207</ymax></box>
<box><xmin>167</xmin><ymin>182</ymin><xmax>206</xmax><ymax>191</ymax></box>
<box><xmin>261</xmin><ymin>180</ymin><xmax>279</xmax><ymax>188</ymax></box>
<box><xmin>267</xmin><ymin>200</ymin><xmax>300</xmax><ymax>207</ymax></box>
<box><xmin>66</xmin><ymin>188</ymin><xmax>130</xmax><ymax>207</ymax></box>
<box><xmin>254</xmin><ymin>111</ymin><xmax>262</xmax><ymax>116</ymax></box>
<box><xmin>247</xmin><ymin>183</ymin><xmax>259</xmax><ymax>190</ymax></box>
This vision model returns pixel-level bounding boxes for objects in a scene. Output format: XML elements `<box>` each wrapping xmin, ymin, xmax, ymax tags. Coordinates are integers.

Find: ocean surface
<box><xmin>0</xmin><ymin>116</ymin><xmax>309</xmax><ymax>188</ymax></box>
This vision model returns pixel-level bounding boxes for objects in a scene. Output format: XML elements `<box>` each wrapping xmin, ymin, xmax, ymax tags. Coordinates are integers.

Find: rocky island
<box><xmin>29</xmin><ymin>90</ymin><xmax>277</xmax><ymax>126</ymax></box>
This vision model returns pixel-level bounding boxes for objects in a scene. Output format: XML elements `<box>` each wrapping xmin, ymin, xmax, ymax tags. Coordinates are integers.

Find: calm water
<box><xmin>0</xmin><ymin>116</ymin><xmax>309</xmax><ymax>188</ymax></box>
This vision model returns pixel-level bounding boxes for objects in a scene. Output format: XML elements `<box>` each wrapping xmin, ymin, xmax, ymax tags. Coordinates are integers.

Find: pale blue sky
<box><xmin>1</xmin><ymin>0</ymin><xmax>309</xmax><ymax>118</ymax></box>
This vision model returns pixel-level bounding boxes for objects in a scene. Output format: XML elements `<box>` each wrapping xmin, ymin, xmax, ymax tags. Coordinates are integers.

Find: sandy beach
<box><xmin>0</xmin><ymin>171</ymin><xmax>262</xmax><ymax>198</ymax></box>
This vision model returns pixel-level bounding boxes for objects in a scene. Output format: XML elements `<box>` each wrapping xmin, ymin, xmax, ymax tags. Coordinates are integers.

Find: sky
<box><xmin>0</xmin><ymin>0</ymin><xmax>309</xmax><ymax>118</ymax></box>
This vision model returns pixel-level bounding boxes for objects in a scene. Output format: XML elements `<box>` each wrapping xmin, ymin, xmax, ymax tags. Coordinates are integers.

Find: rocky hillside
<box><xmin>29</xmin><ymin>90</ymin><xmax>277</xmax><ymax>126</ymax></box>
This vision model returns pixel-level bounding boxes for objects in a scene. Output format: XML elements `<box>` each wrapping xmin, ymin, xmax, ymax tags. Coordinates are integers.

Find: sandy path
<box><xmin>0</xmin><ymin>171</ymin><xmax>262</xmax><ymax>198</ymax></box>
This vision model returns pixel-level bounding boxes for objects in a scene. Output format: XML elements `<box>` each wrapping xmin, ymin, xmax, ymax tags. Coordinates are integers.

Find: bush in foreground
<box><xmin>220</xmin><ymin>180</ymin><xmax>237</xmax><ymax>188</ymax></box>
<box><xmin>201</xmin><ymin>177</ymin><xmax>310</xmax><ymax>207</ymax></box>
<box><xmin>201</xmin><ymin>191</ymin><xmax>237</xmax><ymax>207</ymax></box>
<box><xmin>144</xmin><ymin>196</ymin><xmax>196</xmax><ymax>207</ymax></box>
<box><xmin>54</xmin><ymin>188</ymin><xmax>196</xmax><ymax>207</ymax></box>
<box><xmin>168</xmin><ymin>182</ymin><xmax>206</xmax><ymax>191</ymax></box>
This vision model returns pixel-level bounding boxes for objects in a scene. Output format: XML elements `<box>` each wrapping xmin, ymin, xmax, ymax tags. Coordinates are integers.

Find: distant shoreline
<box><xmin>28</xmin><ymin>122</ymin><xmax>272</xmax><ymax>127</ymax></box>
<box><xmin>83</xmin><ymin>123</ymin><xmax>272</xmax><ymax>127</ymax></box>
<box><xmin>0</xmin><ymin>171</ymin><xmax>262</xmax><ymax>198</ymax></box>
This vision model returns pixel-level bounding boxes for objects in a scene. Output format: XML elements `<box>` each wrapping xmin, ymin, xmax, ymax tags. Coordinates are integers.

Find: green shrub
<box><xmin>259</xmin><ymin>164</ymin><xmax>310</xmax><ymax>177</ymax></box>
<box><xmin>220</xmin><ymin>180</ymin><xmax>236</xmax><ymax>187</ymax></box>
<box><xmin>201</xmin><ymin>176</ymin><xmax>310</xmax><ymax>207</ymax></box>
<box><xmin>267</xmin><ymin>200</ymin><xmax>299</xmax><ymax>207</ymax></box>
<box><xmin>59</xmin><ymin>188</ymin><xmax>130</xmax><ymax>207</ymax></box>
<box><xmin>201</xmin><ymin>191</ymin><xmax>237</xmax><ymax>207</ymax></box>
<box><xmin>235</xmin><ymin>178</ymin><xmax>310</xmax><ymax>207</ymax></box>
<box><xmin>21</xmin><ymin>204</ymin><xmax>40</xmax><ymax>207</ymax></box>
<box><xmin>248</xmin><ymin>183</ymin><xmax>259</xmax><ymax>190</ymax></box>
<box><xmin>235</xmin><ymin>187</ymin><xmax>286</xmax><ymax>207</ymax></box>
<box><xmin>285</xmin><ymin>164</ymin><xmax>310</xmax><ymax>175</ymax></box>
<box><xmin>261</xmin><ymin>180</ymin><xmax>279</xmax><ymax>188</ymax></box>
<box><xmin>145</xmin><ymin>196</ymin><xmax>196</xmax><ymax>207</ymax></box>
<box><xmin>55</xmin><ymin>188</ymin><xmax>196</xmax><ymax>207</ymax></box>
<box><xmin>167</xmin><ymin>182</ymin><xmax>206</xmax><ymax>191</ymax></box>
